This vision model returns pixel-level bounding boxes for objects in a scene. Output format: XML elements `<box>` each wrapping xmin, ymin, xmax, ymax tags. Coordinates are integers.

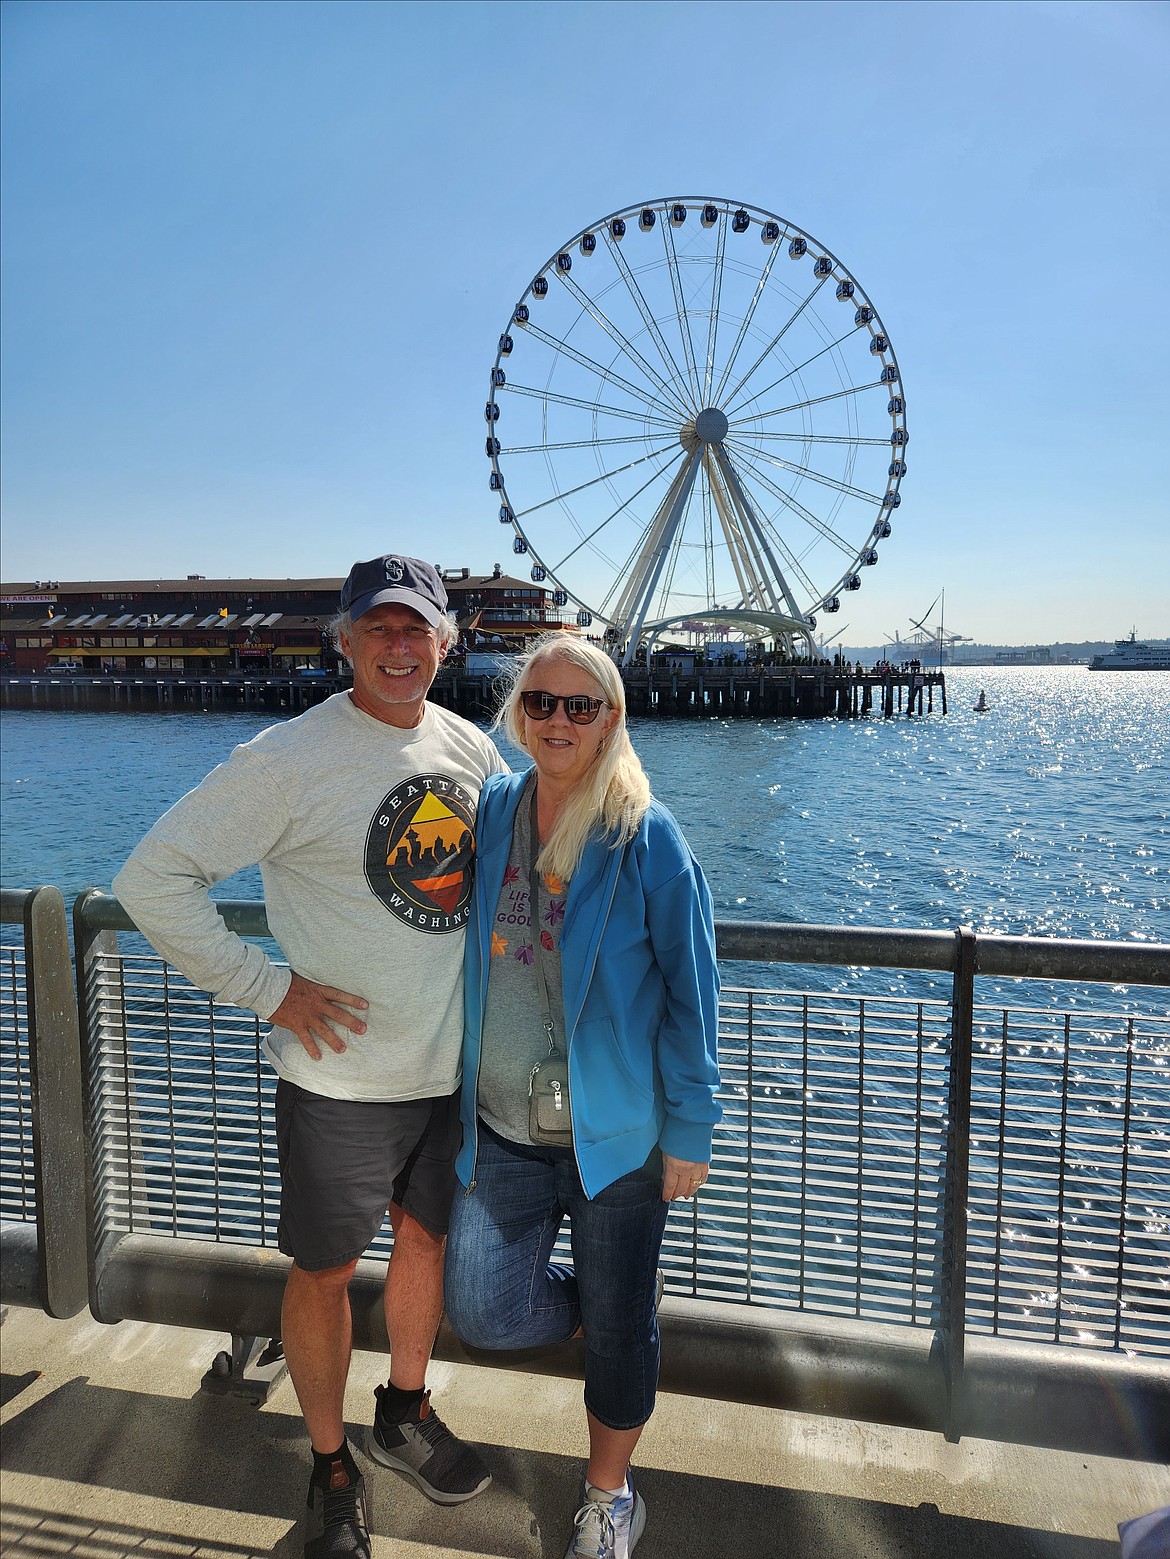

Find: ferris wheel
<box><xmin>485</xmin><ymin>197</ymin><xmax>907</xmax><ymax>665</ymax></box>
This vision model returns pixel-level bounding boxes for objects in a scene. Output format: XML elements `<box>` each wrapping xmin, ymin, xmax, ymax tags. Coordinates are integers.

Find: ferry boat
<box><xmin>1089</xmin><ymin>630</ymin><xmax>1170</xmax><ymax>670</ymax></box>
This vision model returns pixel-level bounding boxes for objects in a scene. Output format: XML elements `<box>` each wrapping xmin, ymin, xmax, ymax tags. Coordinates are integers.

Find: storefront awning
<box><xmin>47</xmin><ymin>646</ymin><xmax>226</xmax><ymax>658</ymax></box>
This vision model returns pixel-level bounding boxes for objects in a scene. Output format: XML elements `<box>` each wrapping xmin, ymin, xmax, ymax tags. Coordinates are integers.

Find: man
<box><xmin>114</xmin><ymin>555</ymin><xmax>506</xmax><ymax>1559</ymax></box>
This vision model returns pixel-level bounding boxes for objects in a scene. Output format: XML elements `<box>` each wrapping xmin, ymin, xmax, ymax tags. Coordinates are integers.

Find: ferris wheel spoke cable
<box><xmin>512</xmin><ymin>438</ymin><xmax>681</xmax><ymax>522</ymax></box>
<box><xmin>723</xmin><ymin>320</ymin><xmax>861</xmax><ymax>422</ymax></box>
<box><xmin>730</xmin><ymin>430</ymin><xmax>890</xmax><ymax>448</ymax></box>
<box><xmin>502</xmin><ymin>381</ymin><xmax>678</xmax><ymax>430</ymax></box>
<box><xmin>545</xmin><ymin>451</ymin><xmax>687</xmax><ymax>575</ymax></box>
<box><xmin>725</xmin><ymin>446</ymin><xmax>859</xmax><ymax>560</ymax></box>
<box><xmin>713</xmin><ymin>269</ymin><xmax>823</xmax><ymax>411</ymax></box>
<box><xmin>726</xmin><ymin>378</ymin><xmax>886</xmax><ymax>428</ymax></box>
<box><xmin>723</xmin><ymin>437</ymin><xmax>885</xmax><ymax>507</ymax></box>
<box><xmin>659</xmin><ymin>218</ymin><xmax>704</xmax><ymax>405</ymax></box>
<box><xmin>599</xmin><ymin>228</ymin><xmax>697</xmax><ymax>418</ymax></box>
<box><xmin>702</xmin><ymin>215</ymin><xmax>728</xmax><ymax>406</ymax></box>
<box><xmin>521</xmin><ymin>322</ymin><xmax>682</xmax><ymax>422</ymax></box>
<box><xmin>503</xmin><ymin>433</ymin><xmax>668</xmax><ymax>456</ymax></box>
<box><xmin>708</xmin><ymin>240</ymin><xmax>789</xmax><ymax>409</ymax></box>
<box><xmin>742</xmin><ymin>502</ymin><xmax>823</xmax><ymax>606</ymax></box>
<box><xmin>552</xmin><ymin>263</ymin><xmax>694</xmax><ymax>424</ymax></box>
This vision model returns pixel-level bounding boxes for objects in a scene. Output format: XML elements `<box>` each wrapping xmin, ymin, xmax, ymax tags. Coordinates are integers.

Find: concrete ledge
<box><xmin>0</xmin><ymin>1220</ymin><xmax>40</xmax><ymax>1309</ymax></box>
<box><xmin>92</xmin><ymin>1232</ymin><xmax>1170</xmax><ymax>1463</ymax></box>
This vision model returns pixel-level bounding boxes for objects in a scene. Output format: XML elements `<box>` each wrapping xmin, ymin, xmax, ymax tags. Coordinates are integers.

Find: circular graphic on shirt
<box><xmin>365</xmin><ymin>774</ymin><xmax>477</xmax><ymax>933</ymax></box>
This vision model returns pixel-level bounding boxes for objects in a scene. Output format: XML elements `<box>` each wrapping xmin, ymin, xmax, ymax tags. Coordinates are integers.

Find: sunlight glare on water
<box><xmin>1</xmin><ymin>668</ymin><xmax>1166</xmax><ymax>971</ymax></box>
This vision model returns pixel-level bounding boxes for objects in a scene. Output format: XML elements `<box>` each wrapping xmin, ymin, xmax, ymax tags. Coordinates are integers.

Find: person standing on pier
<box><xmin>113</xmin><ymin>555</ymin><xmax>506</xmax><ymax>1559</ymax></box>
<box><xmin>443</xmin><ymin>634</ymin><xmax>721</xmax><ymax>1559</ymax></box>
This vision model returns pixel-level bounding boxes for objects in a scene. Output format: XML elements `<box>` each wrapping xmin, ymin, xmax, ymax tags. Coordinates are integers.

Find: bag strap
<box><xmin>528</xmin><ymin>782</ymin><xmax>563</xmax><ymax>1059</ymax></box>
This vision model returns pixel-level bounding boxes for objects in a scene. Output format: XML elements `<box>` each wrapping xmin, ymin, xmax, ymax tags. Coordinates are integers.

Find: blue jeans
<box><xmin>444</xmin><ymin>1121</ymin><xmax>669</xmax><ymax>1431</ymax></box>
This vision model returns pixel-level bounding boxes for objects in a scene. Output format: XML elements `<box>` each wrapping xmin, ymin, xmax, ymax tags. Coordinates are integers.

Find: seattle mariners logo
<box><xmin>385</xmin><ymin>557</ymin><xmax>405</xmax><ymax>583</ymax></box>
<box><xmin>365</xmin><ymin>774</ymin><xmax>476</xmax><ymax>933</ymax></box>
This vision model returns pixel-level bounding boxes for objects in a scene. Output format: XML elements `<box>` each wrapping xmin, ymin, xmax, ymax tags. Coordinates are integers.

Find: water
<box><xmin>3</xmin><ymin>667</ymin><xmax>1166</xmax><ymax>1347</ymax></box>
<box><xmin>3</xmin><ymin>666</ymin><xmax>1167</xmax><ymax>950</ymax></box>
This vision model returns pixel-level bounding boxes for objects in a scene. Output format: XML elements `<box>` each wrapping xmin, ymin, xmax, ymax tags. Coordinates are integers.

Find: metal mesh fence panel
<box><xmin>0</xmin><ymin>932</ymin><xmax>35</xmax><ymax>1223</ymax></box>
<box><xmin>79</xmin><ymin>939</ymin><xmax>1170</xmax><ymax>1356</ymax></box>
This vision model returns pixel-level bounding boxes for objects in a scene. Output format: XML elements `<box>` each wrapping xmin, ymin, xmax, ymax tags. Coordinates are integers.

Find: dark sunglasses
<box><xmin>520</xmin><ymin>690</ymin><xmax>608</xmax><ymax>725</ymax></box>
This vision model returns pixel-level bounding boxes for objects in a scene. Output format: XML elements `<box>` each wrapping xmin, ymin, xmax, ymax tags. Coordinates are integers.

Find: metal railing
<box><xmin>0</xmin><ymin>886</ymin><xmax>88</xmax><ymax>1317</ymax></box>
<box><xmin>1</xmin><ymin>887</ymin><xmax>1167</xmax><ymax>1460</ymax></box>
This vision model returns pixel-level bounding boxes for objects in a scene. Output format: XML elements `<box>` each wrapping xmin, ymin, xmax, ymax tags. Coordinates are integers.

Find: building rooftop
<box><xmin>2</xmin><ymin>571</ymin><xmax>539</xmax><ymax>597</ymax></box>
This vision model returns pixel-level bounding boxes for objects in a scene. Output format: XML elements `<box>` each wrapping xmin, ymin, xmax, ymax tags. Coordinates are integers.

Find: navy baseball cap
<box><xmin>340</xmin><ymin>555</ymin><xmax>448</xmax><ymax>627</ymax></box>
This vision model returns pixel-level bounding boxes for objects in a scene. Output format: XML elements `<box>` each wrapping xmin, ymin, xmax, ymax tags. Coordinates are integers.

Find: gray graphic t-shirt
<box><xmin>477</xmin><ymin>785</ymin><xmax>568</xmax><ymax>1143</ymax></box>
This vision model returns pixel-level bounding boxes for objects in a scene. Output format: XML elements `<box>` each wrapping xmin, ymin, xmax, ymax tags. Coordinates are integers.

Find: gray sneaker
<box><xmin>368</xmin><ymin>1386</ymin><xmax>491</xmax><ymax>1505</ymax></box>
<box><xmin>563</xmin><ymin>1474</ymin><xmax>646</xmax><ymax>1559</ymax></box>
<box><xmin>303</xmin><ymin>1464</ymin><xmax>370</xmax><ymax>1559</ymax></box>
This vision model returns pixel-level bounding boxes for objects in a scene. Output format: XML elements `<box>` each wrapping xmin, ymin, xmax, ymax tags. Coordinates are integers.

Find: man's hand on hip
<box><xmin>270</xmin><ymin>972</ymin><xmax>368</xmax><ymax>1061</ymax></box>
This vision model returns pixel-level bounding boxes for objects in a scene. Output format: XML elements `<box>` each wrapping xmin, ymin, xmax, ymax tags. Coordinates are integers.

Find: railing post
<box><xmin>73</xmin><ymin>887</ymin><xmax>143</xmax><ymax>1323</ymax></box>
<box><xmin>939</xmin><ymin>924</ymin><xmax>976</xmax><ymax>1442</ymax></box>
<box><xmin>24</xmin><ymin>885</ymin><xmax>88</xmax><ymax>1317</ymax></box>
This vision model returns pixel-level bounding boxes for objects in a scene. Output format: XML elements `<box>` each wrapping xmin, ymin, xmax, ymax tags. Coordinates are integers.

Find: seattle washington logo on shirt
<box><xmin>364</xmin><ymin>774</ymin><xmax>476</xmax><ymax>933</ymax></box>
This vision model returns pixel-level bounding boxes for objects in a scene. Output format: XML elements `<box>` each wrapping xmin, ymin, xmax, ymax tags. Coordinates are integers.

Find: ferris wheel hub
<box><xmin>694</xmin><ymin>407</ymin><xmax>729</xmax><ymax>444</ymax></box>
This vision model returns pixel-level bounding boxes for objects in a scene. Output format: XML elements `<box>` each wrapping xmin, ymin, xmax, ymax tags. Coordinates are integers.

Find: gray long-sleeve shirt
<box><xmin>113</xmin><ymin>692</ymin><xmax>505</xmax><ymax>1102</ymax></box>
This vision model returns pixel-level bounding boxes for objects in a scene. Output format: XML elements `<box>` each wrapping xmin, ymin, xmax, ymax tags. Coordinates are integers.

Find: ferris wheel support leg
<box><xmin>616</xmin><ymin>450</ymin><xmax>703</xmax><ymax>667</ymax></box>
<box><xmin>713</xmin><ymin>446</ymin><xmax>807</xmax><ymax>626</ymax></box>
<box><xmin>704</xmin><ymin>454</ymin><xmax>761</xmax><ymax>615</ymax></box>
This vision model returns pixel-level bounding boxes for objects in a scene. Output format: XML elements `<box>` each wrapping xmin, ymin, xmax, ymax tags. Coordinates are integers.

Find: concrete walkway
<box><xmin>2</xmin><ymin>1304</ymin><xmax>1167</xmax><ymax>1558</ymax></box>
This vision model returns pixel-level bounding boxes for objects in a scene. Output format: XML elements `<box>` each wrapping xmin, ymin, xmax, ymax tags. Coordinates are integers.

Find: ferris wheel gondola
<box><xmin>485</xmin><ymin>197</ymin><xmax>907</xmax><ymax>663</ymax></box>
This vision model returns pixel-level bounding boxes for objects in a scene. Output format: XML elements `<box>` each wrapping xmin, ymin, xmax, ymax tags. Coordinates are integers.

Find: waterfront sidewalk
<box><xmin>2</xmin><ymin>1303</ymin><xmax>1167</xmax><ymax>1559</ymax></box>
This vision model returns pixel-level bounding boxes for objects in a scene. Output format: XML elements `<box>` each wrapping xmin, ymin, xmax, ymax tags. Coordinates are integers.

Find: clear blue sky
<box><xmin>2</xmin><ymin>0</ymin><xmax>1167</xmax><ymax>646</ymax></box>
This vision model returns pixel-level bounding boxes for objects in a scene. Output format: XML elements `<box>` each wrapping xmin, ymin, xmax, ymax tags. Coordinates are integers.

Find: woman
<box><xmin>444</xmin><ymin>635</ymin><xmax>721</xmax><ymax>1559</ymax></box>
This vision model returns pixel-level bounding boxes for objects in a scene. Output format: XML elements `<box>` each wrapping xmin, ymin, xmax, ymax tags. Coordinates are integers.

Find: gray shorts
<box><xmin>275</xmin><ymin>1081</ymin><xmax>461</xmax><ymax>1271</ymax></box>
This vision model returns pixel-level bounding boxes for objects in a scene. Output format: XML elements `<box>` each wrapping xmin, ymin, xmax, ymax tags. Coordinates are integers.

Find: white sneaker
<box><xmin>563</xmin><ymin>1474</ymin><xmax>646</xmax><ymax>1559</ymax></box>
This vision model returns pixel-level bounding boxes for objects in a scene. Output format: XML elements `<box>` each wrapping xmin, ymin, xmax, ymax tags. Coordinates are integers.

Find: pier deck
<box><xmin>3</xmin><ymin>1303</ymin><xmax>1165</xmax><ymax>1559</ymax></box>
<box><xmin>0</xmin><ymin>667</ymin><xmax>946</xmax><ymax>719</ymax></box>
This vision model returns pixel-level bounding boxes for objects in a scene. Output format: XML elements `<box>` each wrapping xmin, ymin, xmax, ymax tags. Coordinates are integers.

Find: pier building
<box><xmin>2</xmin><ymin>570</ymin><xmax>949</xmax><ymax>719</ymax></box>
<box><xmin>0</xmin><ymin>567</ymin><xmax>570</xmax><ymax>677</ymax></box>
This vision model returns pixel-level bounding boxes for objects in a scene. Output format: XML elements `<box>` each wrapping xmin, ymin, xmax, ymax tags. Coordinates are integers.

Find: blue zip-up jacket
<box><xmin>456</xmin><ymin>770</ymin><xmax>721</xmax><ymax>1199</ymax></box>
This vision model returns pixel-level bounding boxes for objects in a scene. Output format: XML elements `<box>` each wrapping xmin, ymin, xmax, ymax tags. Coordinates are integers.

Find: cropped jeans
<box><xmin>444</xmin><ymin>1120</ymin><xmax>669</xmax><ymax>1431</ymax></box>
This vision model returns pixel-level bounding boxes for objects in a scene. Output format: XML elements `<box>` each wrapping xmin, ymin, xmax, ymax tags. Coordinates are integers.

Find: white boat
<box><xmin>1089</xmin><ymin>631</ymin><xmax>1170</xmax><ymax>671</ymax></box>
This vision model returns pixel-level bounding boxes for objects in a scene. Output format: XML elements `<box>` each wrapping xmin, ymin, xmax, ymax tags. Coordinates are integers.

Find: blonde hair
<box><xmin>496</xmin><ymin>635</ymin><xmax>651</xmax><ymax>883</ymax></box>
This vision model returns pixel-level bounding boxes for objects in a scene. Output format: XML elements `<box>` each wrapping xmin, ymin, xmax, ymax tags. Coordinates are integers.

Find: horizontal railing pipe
<box><xmin>716</xmin><ymin>920</ymin><xmax>957</xmax><ymax>971</ymax></box>
<box><xmin>973</xmin><ymin>934</ymin><xmax>1170</xmax><ymax>986</ymax></box>
<box><xmin>86</xmin><ymin>890</ymin><xmax>1170</xmax><ymax>986</ymax></box>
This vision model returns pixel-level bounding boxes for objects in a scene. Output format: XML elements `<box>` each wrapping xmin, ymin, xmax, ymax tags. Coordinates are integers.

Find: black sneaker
<box><xmin>368</xmin><ymin>1386</ymin><xmax>492</xmax><ymax>1505</ymax></box>
<box><xmin>303</xmin><ymin>1463</ymin><xmax>370</xmax><ymax>1559</ymax></box>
